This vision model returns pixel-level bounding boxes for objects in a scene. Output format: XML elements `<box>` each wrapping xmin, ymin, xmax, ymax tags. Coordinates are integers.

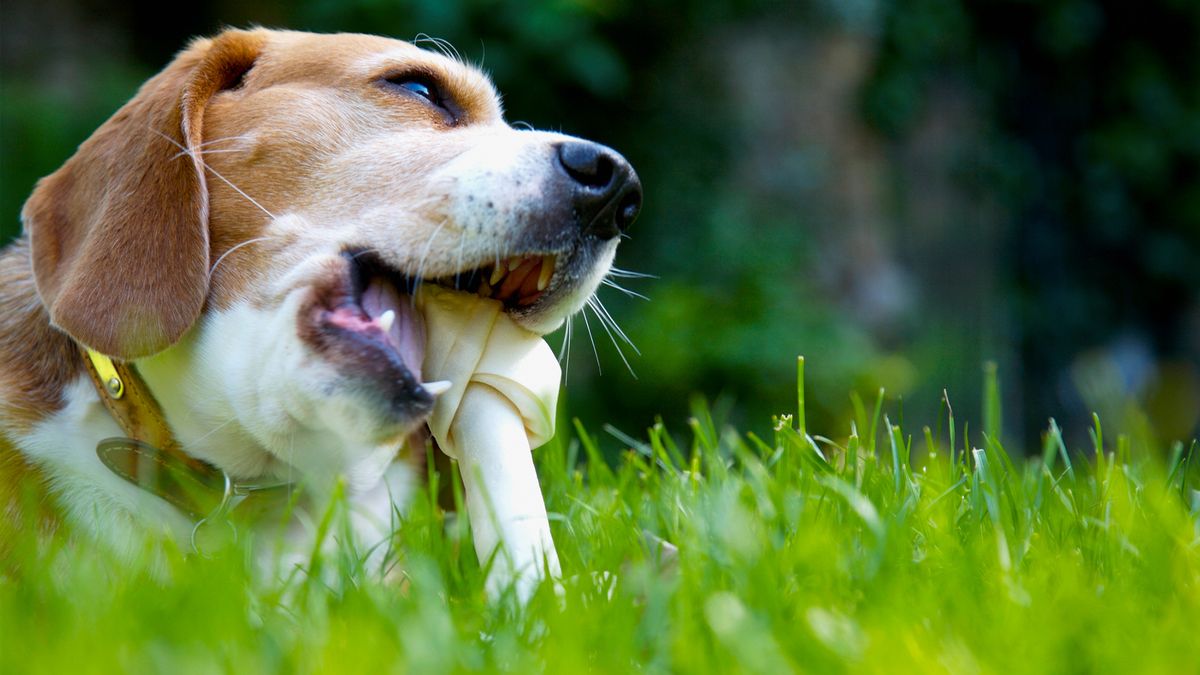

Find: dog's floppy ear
<box><xmin>22</xmin><ymin>29</ymin><xmax>267</xmax><ymax>360</ymax></box>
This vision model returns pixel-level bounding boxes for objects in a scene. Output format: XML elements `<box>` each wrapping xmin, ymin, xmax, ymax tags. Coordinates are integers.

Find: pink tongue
<box><xmin>361</xmin><ymin>278</ymin><xmax>425</xmax><ymax>380</ymax></box>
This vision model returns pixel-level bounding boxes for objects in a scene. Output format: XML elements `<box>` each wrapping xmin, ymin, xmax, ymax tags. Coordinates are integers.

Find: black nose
<box><xmin>556</xmin><ymin>141</ymin><xmax>642</xmax><ymax>239</ymax></box>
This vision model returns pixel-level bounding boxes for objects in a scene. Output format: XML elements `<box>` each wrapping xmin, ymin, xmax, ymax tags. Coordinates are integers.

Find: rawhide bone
<box><xmin>418</xmin><ymin>285</ymin><xmax>561</xmax><ymax>599</ymax></box>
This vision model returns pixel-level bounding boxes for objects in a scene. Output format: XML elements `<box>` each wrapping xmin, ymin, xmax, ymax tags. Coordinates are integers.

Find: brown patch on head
<box><xmin>194</xmin><ymin>30</ymin><xmax>506</xmax><ymax>308</ymax></box>
<box><xmin>234</xmin><ymin>31</ymin><xmax>502</xmax><ymax>123</ymax></box>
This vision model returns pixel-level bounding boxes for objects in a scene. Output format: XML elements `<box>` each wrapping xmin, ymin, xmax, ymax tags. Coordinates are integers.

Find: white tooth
<box><xmin>422</xmin><ymin>380</ymin><xmax>453</xmax><ymax>396</ymax></box>
<box><xmin>490</xmin><ymin>266</ymin><xmax>506</xmax><ymax>286</ymax></box>
<box><xmin>537</xmin><ymin>255</ymin><xmax>555</xmax><ymax>291</ymax></box>
<box><xmin>377</xmin><ymin>309</ymin><xmax>396</xmax><ymax>333</ymax></box>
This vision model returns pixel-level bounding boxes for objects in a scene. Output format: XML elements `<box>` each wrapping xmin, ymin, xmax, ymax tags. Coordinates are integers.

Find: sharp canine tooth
<box><xmin>490</xmin><ymin>266</ymin><xmax>506</xmax><ymax>286</ymax></box>
<box><xmin>377</xmin><ymin>309</ymin><xmax>396</xmax><ymax>333</ymax></box>
<box><xmin>479</xmin><ymin>278</ymin><xmax>492</xmax><ymax>296</ymax></box>
<box><xmin>537</xmin><ymin>255</ymin><xmax>554</xmax><ymax>291</ymax></box>
<box><xmin>422</xmin><ymin>380</ymin><xmax>453</xmax><ymax>396</ymax></box>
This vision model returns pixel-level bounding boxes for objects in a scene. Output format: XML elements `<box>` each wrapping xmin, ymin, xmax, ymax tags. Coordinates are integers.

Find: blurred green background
<box><xmin>2</xmin><ymin>0</ymin><xmax>1197</xmax><ymax>451</ymax></box>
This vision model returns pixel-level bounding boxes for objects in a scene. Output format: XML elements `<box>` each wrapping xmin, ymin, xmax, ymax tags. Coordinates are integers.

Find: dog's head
<box><xmin>22</xmin><ymin>29</ymin><xmax>640</xmax><ymax>469</ymax></box>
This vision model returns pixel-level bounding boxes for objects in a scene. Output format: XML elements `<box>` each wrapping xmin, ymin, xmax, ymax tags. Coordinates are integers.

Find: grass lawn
<box><xmin>3</xmin><ymin>358</ymin><xmax>1198</xmax><ymax>674</ymax></box>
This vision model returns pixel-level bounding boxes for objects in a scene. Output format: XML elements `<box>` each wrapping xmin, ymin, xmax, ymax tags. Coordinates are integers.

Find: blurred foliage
<box><xmin>862</xmin><ymin>0</ymin><xmax>1200</xmax><ymax>447</ymax></box>
<box><xmin>1</xmin><ymin>0</ymin><xmax>1197</xmax><ymax>451</ymax></box>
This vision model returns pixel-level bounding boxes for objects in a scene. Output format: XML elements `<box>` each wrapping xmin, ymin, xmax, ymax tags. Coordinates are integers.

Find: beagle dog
<box><xmin>0</xmin><ymin>28</ymin><xmax>641</xmax><ymax>584</ymax></box>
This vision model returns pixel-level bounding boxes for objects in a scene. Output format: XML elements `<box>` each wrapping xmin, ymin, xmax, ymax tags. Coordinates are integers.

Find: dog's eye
<box><xmin>379</xmin><ymin>73</ymin><xmax>458</xmax><ymax>124</ymax></box>
<box><xmin>399</xmin><ymin>80</ymin><xmax>436</xmax><ymax>102</ymax></box>
<box><xmin>385</xmin><ymin>76</ymin><xmax>442</xmax><ymax>106</ymax></box>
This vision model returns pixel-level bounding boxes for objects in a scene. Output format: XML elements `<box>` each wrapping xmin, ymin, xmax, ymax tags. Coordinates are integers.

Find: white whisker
<box><xmin>194</xmin><ymin>134</ymin><xmax>252</xmax><ymax>148</ymax></box>
<box><xmin>411</xmin><ymin>218</ymin><xmax>448</xmax><ymax>295</ymax></box>
<box><xmin>590</xmin><ymin>295</ymin><xmax>640</xmax><ymax>355</ymax></box>
<box><xmin>210</xmin><ymin>236</ymin><xmax>273</xmax><ymax>277</ymax></box>
<box><xmin>171</xmin><ymin>147</ymin><xmax>247</xmax><ymax>160</ymax></box>
<box><xmin>557</xmin><ymin>315</ymin><xmax>571</xmax><ymax>362</ymax></box>
<box><xmin>413</xmin><ymin>34</ymin><xmax>462</xmax><ymax>62</ymax></box>
<box><xmin>565</xmin><ymin>318</ymin><xmax>574</xmax><ymax>383</ymax></box>
<box><xmin>587</xmin><ymin>297</ymin><xmax>638</xmax><ymax>378</ymax></box>
<box><xmin>601</xmin><ymin>278</ymin><xmax>650</xmax><ymax>301</ymax></box>
<box><xmin>194</xmin><ymin>147</ymin><xmax>251</xmax><ymax>157</ymax></box>
<box><xmin>190</xmin><ymin>414</ymin><xmax>240</xmax><ymax>445</ymax></box>
<box><xmin>454</xmin><ymin>228</ymin><xmax>466</xmax><ymax>289</ymax></box>
<box><xmin>607</xmin><ymin>266</ymin><xmax>657</xmax><ymax>279</ymax></box>
<box><xmin>149</xmin><ymin>127</ymin><xmax>275</xmax><ymax>220</ymax></box>
<box><xmin>557</xmin><ymin>315</ymin><xmax>574</xmax><ymax>384</ymax></box>
<box><xmin>349</xmin><ymin>247</ymin><xmax>385</xmax><ymax>261</ymax></box>
<box><xmin>170</xmin><ymin>135</ymin><xmax>253</xmax><ymax>159</ymax></box>
<box><xmin>580</xmin><ymin>304</ymin><xmax>602</xmax><ymax>375</ymax></box>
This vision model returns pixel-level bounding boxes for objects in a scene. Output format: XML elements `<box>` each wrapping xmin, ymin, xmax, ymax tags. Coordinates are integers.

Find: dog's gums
<box><xmin>470</xmin><ymin>255</ymin><xmax>557</xmax><ymax>306</ymax></box>
<box><xmin>412</xmin><ymin>253</ymin><xmax>559</xmax><ymax>309</ymax></box>
<box><xmin>324</xmin><ymin>278</ymin><xmax>424</xmax><ymax>381</ymax></box>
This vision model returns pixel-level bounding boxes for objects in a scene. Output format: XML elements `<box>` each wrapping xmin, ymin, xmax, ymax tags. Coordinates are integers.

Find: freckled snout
<box><xmin>555</xmin><ymin>141</ymin><xmax>642</xmax><ymax>240</ymax></box>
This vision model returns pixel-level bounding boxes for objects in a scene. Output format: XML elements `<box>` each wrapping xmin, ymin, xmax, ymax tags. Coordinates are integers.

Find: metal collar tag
<box><xmin>96</xmin><ymin>437</ymin><xmax>227</xmax><ymax>520</ymax></box>
<box><xmin>96</xmin><ymin>437</ymin><xmax>294</xmax><ymax>555</ymax></box>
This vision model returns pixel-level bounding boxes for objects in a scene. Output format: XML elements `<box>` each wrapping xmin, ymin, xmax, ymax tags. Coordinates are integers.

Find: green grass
<box><xmin>3</xmin><ymin>357</ymin><xmax>1198</xmax><ymax>674</ymax></box>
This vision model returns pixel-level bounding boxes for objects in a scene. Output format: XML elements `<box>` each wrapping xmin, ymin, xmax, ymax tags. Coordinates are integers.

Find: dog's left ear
<box><xmin>22</xmin><ymin>29</ymin><xmax>266</xmax><ymax>360</ymax></box>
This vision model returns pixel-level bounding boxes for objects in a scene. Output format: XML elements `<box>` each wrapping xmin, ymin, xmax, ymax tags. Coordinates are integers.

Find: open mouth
<box><xmin>309</xmin><ymin>249</ymin><xmax>560</xmax><ymax>401</ymax></box>
<box><xmin>420</xmin><ymin>253</ymin><xmax>559</xmax><ymax>308</ymax></box>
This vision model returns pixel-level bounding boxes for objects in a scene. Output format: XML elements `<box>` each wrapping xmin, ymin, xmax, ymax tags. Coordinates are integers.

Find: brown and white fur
<box><xmin>0</xmin><ymin>29</ymin><xmax>641</xmax><ymax>581</ymax></box>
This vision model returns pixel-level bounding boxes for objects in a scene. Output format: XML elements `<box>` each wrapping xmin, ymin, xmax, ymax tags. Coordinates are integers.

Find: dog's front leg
<box><xmin>453</xmin><ymin>383</ymin><xmax>560</xmax><ymax>601</ymax></box>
